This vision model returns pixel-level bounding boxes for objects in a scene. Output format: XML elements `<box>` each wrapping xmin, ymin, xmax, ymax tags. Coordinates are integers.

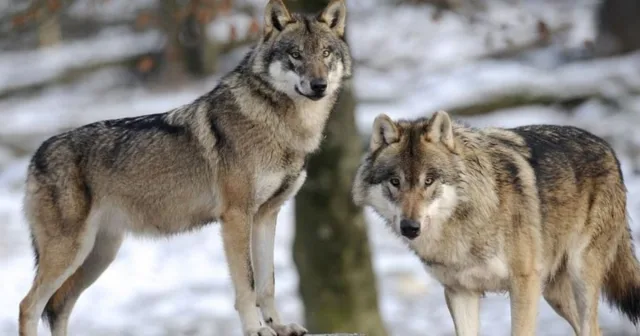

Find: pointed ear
<box><xmin>317</xmin><ymin>0</ymin><xmax>347</xmax><ymax>38</ymax></box>
<box><xmin>424</xmin><ymin>110</ymin><xmax>455</xmax><ymax>151</ymax></box>
<box><xmin>370</xmin><ymin>114</ymin><xmax>400</xmax><ymax>152</ymax></box>
<box><xmin>264</xmin><ymin>0</ymin><xmax>294</xmax><ymax>36</ymax></box>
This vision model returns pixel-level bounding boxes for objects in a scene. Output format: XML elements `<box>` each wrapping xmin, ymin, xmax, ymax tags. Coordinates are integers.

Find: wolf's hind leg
<box><xmin>19</xmin><ymin>193</ymin><xmax>97</xmax><ymax>336</ymax></box>
<box><xmin>569</xmin><ymin>251</ymin><xmax>606</xmax><ymax>336</ymax></box>
<box><xmin>49</xmin><ymin>228</ymin><xmax>124</xmax><ymax>336</ymax></box>
<box><xmin>544</xmin><ymin>269</ymin><xmax>579</xmax><ymax>335</ymax></box>
<box><xmin>253</xmin><ymin>210</ymin><xmax>307</xmax><ymax>336</ymax></box>
<box><xmin>569</xmin><ymin>185</ymin><xmax>624</xmax><ymax>336</ymax></box>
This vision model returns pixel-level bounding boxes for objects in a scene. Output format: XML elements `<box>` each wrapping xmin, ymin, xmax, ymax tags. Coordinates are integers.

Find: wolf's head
<box><xmin>251</xmin><ymin>0</ymin><xmax>352</xmax><ymax>101</ymax></box>
<box><xmin>353</xmin><ymin>111</ymin><xmax>462</xmax><ymax>240</ymax></box>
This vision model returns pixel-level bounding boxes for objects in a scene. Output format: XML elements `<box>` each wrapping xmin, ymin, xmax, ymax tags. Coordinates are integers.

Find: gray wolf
<box><xmin>352</xmin><ymin>110</ymin><xmax>640</xmax><ymax>336</ymax></box>
<box><xmin>18</xmin><ymin>1</ymin><xmax>351</xmax><ymax>335</ymax></box>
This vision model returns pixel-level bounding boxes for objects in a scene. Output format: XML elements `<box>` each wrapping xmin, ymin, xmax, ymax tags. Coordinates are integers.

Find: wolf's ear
<box><xmin>264</xmin><ymin>0</ymin><xmax>294</xmax><ymax>36</ymax></box>
<box><xmin>317</xmin><ymin>0</ymin><xmax>347</xmax><ymax>38</ymax></box>
<box><xmin>424</xmin><ymin>110</ymin><xmax>455</xmax><ymax>151</ymax></box>
<box><xmin>371</xmin><ymin>114</ymin><xmax>399</xmax><ymax>151</ymax></box>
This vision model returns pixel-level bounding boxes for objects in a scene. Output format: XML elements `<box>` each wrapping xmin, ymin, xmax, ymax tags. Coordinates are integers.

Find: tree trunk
<box><xmin>38</xmin><ymin>14</ymin><xmax>62</xmax><ymax>48</ymax></box>
<box><xmin>180</xmin><ymin>1</ymin><xmax>220</xmax><ymax>77</ymax></box>
<box><xmin>286</xmin><ymin>1</ymin><xmax>388</xmax><ymax>336</ymax></box>
<box><xmin>594</xmin><ymin>0</ymin><xmax>640</xmax><ymax>56</ymax></box>
<box><xmin>158</xmin><ymin>0</ymin><xmax>188</xmax><ymax>84</ymax></box>
<box><xmin>158</xmin><ymin>0</ymin><xmax>218</xmax><ymax>85</ymax></box>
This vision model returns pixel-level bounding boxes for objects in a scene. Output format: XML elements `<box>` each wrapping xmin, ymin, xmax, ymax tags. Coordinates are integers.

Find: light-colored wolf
<box><xmin>352</xmin><ymin>110</ymin><xmax>640</xmax><ymax>336</ymax></box>
<box><xmin>18</xmin><ymin>1</ymin><xmax>351</xmax><ymax>335</ymax></box>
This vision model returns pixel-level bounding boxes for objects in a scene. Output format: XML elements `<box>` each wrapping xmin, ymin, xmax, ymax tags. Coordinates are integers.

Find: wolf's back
<box><xmin>510</xmin><ymin>124</ymin><xmax>624</xmax><ymax>185</ymax></box>
<box><xmin>512</xmin><ymin>124</ymin><xmax>623</xmax><ymax>203</ymax></box>
<box><xmin>510</xmin><ymin>124</ymin><xmax>640</xmax><ymax>325</ymax></box>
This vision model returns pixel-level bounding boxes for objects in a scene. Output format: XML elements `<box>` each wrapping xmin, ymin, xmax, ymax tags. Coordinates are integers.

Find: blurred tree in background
<box><xmin>595</xmin><ymin>0</ymin><xmax>640</xmax><ymax>56</ymax></box>
<box><xmin>157</xmin><ymin>0</ymin><xmax>229</xmax><ymax>83</ymax></box>
<box><xmin>286</xmin><ymin>1</ymin><xmax>388</xmax><ymax>336</ymax></box>
<box><xmin>7</xmin><ymin>0</ymin><xmax>65</xmax><ymax>48</ymax></box>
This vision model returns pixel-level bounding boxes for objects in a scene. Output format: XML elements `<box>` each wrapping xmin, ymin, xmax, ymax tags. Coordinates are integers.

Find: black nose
<box><xmin>400</xmin><ymin>219</ymin><xmax>421</xmax><ymax>239</ymax></box>
<box><xmin>310</xmin><ymin>78</ymin><xmax>327</xmax><ymax>94</ymax></box>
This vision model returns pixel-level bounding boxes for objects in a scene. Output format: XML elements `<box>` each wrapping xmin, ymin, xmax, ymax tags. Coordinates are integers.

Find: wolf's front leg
<box><xmin>222</xmin><ymin>208</ymin><xmax>276</xmax><ymax>336</ymax></box>
<box><xmin>444</xmin><ymin>287</ymin><xmax>480</xmax><ymax>336</ymax></box>
<box><xmin>509</xmin><ymin>273</ymin><xmax>542</xmax><ymax>336</ymax></box>
<box><xmin>252</xmin><ymin>210</ymin><xmax>307</xmax><ymax>336</ymax></box>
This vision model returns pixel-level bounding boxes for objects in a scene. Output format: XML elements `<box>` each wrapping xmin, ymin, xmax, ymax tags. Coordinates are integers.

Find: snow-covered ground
<box><xmin>2</xmin><ymin>1</ymin><xmax>640</xmax><ymax>335</ymax></box>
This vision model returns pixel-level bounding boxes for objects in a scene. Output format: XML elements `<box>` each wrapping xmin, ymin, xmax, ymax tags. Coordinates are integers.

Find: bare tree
<box><xmin>8</xmin><ymin>0</ymin><xmax>66</xmax><ymax>48</ymax></box>
<box><xmin>594</xmin><ymin>0</ymin><xmax>640</xmax><ymax>56</ymax></box>
<box><xmin>157</xmin><ymin>0</ymin><xmax>225</xmax><ymax>83</ymax></box>
<box><xmin>285</xmin><ymin>1</ymin><xmax>388</xmax><ymax>335</ymax></box>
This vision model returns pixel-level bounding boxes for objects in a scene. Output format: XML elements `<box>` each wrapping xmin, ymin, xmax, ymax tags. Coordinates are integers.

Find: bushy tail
<box><xmin>603</xmin><ymin>225</ymin><xmax>640</xmax><ymax>325</ymax></box>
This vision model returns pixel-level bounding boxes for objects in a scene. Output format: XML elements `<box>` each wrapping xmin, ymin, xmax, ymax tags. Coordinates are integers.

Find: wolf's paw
<box><xmin>246</xmin><ymin>326</ymin><xmax>277</xmax><ymax>336</ymax></box>
<box><xmin>270</xmin><ymin>322</ymin><xmax>308</xmax><ymax>336</ymax></box>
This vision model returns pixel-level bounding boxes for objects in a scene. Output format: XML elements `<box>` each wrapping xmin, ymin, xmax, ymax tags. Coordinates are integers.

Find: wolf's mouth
<box><xmin>402</xmin><ymin>230</ymin><xmax>420</xmax><ymax>240</ymax></box>
<box><xmin>295</xmin><ymin>86</ymin><xmax>325</xmax><ymax>101</ymax></box>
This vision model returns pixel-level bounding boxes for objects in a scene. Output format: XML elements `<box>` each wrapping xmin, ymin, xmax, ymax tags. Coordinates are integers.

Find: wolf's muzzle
<box><xmin>310</xmin><ymin>78</ymin><xmax>327</xmax><ymax>95</ymax></box>
<box><xmin>400</xmin><ymin>219</ymin><xmax>421</xmax><ymax>239</ymax></box>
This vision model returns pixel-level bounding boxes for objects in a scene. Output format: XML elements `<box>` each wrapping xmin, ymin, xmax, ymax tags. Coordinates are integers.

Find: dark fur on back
<box><xmin>509</xmin><ymin>125</ymin><xmax>624</xmax><ymax>221</ymax></box>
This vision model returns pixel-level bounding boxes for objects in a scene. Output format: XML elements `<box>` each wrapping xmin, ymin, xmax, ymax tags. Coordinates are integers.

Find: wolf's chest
<box><xmin>254</xmin><ymin>171</ymin><xmax>287</xmax><ymax>205</ymax></box>
<box><xmin>294</xmin><ymin>99</ymin><xmax>333</xmax><ymax>151</ymax></box>
<box><xmin>426</xmin><ymin>256</ymin><xmax>510</xmax><ymax>292</ymax></box>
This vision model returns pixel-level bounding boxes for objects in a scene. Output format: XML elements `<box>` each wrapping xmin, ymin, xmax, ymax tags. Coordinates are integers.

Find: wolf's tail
<box><xmin>603</xmin><ymin>219</ymin><xmax>640</xmax><ymax>325</ymax></box>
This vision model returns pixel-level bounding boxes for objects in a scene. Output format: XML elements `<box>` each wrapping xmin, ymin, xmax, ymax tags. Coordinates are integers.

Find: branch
<box><xmin>447</xmin><ymin>80</ymin><xmax>640</xmax><ymax>116</ymax></box>
<box><xmin>420</xmin><ymin>51</ymin><xmax>640</xmax><ymax>116</ymax></box>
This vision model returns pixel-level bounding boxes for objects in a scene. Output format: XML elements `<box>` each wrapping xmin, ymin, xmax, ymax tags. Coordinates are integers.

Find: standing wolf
<box><xmin>352</xmin><ymin>110</ymin><xmax>640</xmax><ymax>336</ymax></box>
<box><xmin>18</xmin><ymin>1</ymin><xmax>351</xmax><ymax>335</ymax></box>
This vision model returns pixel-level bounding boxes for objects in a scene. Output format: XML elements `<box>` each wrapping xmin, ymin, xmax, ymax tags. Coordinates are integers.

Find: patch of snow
<box><xmin>67</xmin><ymin>0</ymin><xmax>159</xmax><ymax>22</ymax></box>
<box><xmin>0</xmin><ymin>26</ymin><xmax>163</xmax><ymax>94</ymax></box>
<box><xmin>206</xmin><ymin>12</ymin><xmax>257</xmax><ymax>43</ymax></box>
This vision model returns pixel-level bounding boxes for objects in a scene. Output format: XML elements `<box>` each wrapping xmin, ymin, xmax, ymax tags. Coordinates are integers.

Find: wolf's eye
<box><xmin>290</xmin><ymin>51</ymin><xmax>301</xmax><ymax>59</ymax></box>
<box><xmin>424</xmin><ymin>177</ymin><xmax>434</xmax><ymax>186</ymax></box>
<box><xmin>389</xmin><ymin>177</ymin><xmax>401</xmax><ymax>187</ymax></box>
<box><xmin>322</xmin><ymin>49</ymin><xmax>331</xmax><ymax>58</ymax></box>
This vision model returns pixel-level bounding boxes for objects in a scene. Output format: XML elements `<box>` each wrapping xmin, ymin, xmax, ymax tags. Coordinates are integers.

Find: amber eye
<box><xmin>424</xmin><ymin>177</ymin><xmax>434</xmax><ymax>186</ymax></box>
<box><xmin>322</xmin><ymin>49</ymin><xmax>331</xmax><ymax>58</ymax></box>
<box><xmin>290</xmin><ymin>51</ymin><xmax>301</xmax><ymax>59</ymax></box>
<box><xmin>389</xmin><ymin>177</ymin><xmax>401</xmax><ymax>187</ymax></box>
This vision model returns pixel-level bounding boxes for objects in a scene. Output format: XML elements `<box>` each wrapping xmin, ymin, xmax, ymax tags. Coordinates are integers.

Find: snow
<box><xmin>0</xmin><ymin>26</ymin><xmax>164</xmax><ymax>94</ymax></box>
<box><xmin>2</xmin><ymin>1</ymin><xmax>640</xmax><ymax>335</ymax></box>
<box><xmin>66</xmin><ymin>0</ymin><xmax>159</xmax><ymax>23</ymax></box>
<box><xmin>207</xmin><ymin>13</ymin><xmax>258</xmax><ymax>43</ymax></box>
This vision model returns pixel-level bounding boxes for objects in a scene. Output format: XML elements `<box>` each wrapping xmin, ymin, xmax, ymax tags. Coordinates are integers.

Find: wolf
<box><xmin>352</xmin><ymin>110</ymin><xmax>640</xmax><ymax>336</ymax></box>
<box><xmin>18</xmin><ymin>1</ymin><xmax>351</xmax><ymax>335</ymax></box>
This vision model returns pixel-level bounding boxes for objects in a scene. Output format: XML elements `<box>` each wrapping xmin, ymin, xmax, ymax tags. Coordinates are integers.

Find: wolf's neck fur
<box><xmin>226</xmin><ymin>47</ymin><xmax>339</xmax><ymax>153</ymax></box>
<box><xmin>168</xmin><ymin>46</ymin><xmax>340</xmax><ymax>156</ymax></box>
